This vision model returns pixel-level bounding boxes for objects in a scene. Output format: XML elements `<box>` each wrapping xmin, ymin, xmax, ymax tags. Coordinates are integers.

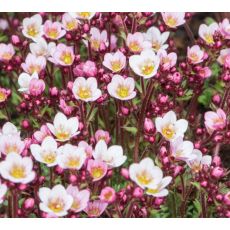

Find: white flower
<box><xmin>18</xmin><ymin>72</ymin><xmax>39</xmax><ymax>93</ymax></box>
<box><xmin>129</xmin><ymin>50</ymin><xmax>160</xmax><ymax>78</ymax></box>
<box><xmin>161</xmin><ymin>12</ymin><xmax>185</xmax><ymax>28</ymax></box>
<box><xmin>93</xmin><ymin>140</ymin><xmax>127</xmax><ymax>168</ymax></box>
<box><xmin>107</xmin><ymin>74</ymin><xmax>136</xmax><ymax>100</ymax></box>
<box><xmin>29</xmin><ymin>38</ymin><xmax>56</xmax><ymax>58</ymax></box>
<box><xmin>22</xmin><ymin>14</ymin><xmax>43</xmax><ymax>41</ymax></box>
<box><xmin>69</xmin><ymin>12</ymin><xmax>95</xmax><ymax>20</ymax></box>
<box><xmin>217</xmin><ymin>48</ymin><xmax>230</xmax><ymax>65</ymax></box>
<box><xmin>0</xmin><ymin>122</ymin><xmax>20</xmax><ymax>136</ymax></box>
<box><xmin>129</xmin><ymin>158</ymin><xmax>163</xmax><ymax>189</ymax></box>
<box><xmin>146</xmin><ymin>176</ymin><xmax>172</xmax><ymax>197</ymax></box>
<box><xmin>187</xmin><ymin>45</ymin><xmax>204</xmax><ymax>64</ymax></box>
<box><xmin>0</xmin><ymin>180</ymin><xmax>7</xmax><ymax>204</ymax></box>
<box><xmin>144</xmin><ymin>26</ymin><xmax>170</xmax><ymax>52</ymax></box>
<box><xmin>72</xmin><ymin>77</ymin><xmax>102</xmax><ymax>102</ymax></box>
<box><xmin>47</xmin><ymin>112</ymin><xmax>80</xmax><ymax>142</ymax></box>
<box><xmin>39</xmin><ymin>184</ymin><xmax>73</xmax><ymax>217</ymax></box>
<box><xmin>155</xmin><ymin>110</ymin><xmax>188</xmax><ymax>141</ymax></box>
<box><xmin>170</xmin><ymin>137</ymin><xmax>196</xmax><ymax>162</ymax></box>
<box><xmin>62</xmin><ymin>13</ymin><xmax>79</xmax><ymax>31</ymax></box>
<box><xmin>198</xmin><ymin>22</ymin><xmax>219</xmax><ymax>45</ymax></box>
<box><xmin>57</xmin><ymin>144</ymin><xmax>86</xmax><ymax>170</ymax></box>
<box><xmin>0</xmin><ymin>153</ymin><xmax>35</xmax><ymax>184</ymax></box>
<box><xmin>186</xmin><ymin>149</ymin><xmax>212</xmax><ymax>173</ymax></box>
<box><xmin>30</xmin><ymin>136</ymin><xmax>59</xmax><ymax>167</ymax></box>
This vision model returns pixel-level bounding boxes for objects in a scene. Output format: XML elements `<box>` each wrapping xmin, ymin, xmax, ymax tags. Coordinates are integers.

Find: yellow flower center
<box><xmin>129</xmin><ymin>41</ymin><xmax>141</xmax><ymax>52</ymax></box>
<box><xmin>61</xmin><ymin>53</ymin><xmax>73</xmax><ymax>65</ymax></box>
<box><xmin>137</xmin><ymin>171</ymin><xmax>153</xmax><ymax>186</ymax></box>
<box><xmin>152</xmin><ymin>41</ymin><xmax>161</xmax><ymax>51</ymax></box>
<box><xmin>66</xmin><ymin>21</ymin><xmax>77</xmax><ymax>31</ymax></box>
<box><xmin>48</xmin><ymin>198</ymin><xmax>65</xmax><ymax>213</ymax></box>
<box><xmin>5</xmin><ymin>144</ymin><xmax>19</xmax><ymax>154</ymax></box>
<box><xmin>79</xmin><ymin>12</ymin><xmax>91</xmax><ymax>19</ymax></box>
<box><xmin>0</xmin><ymin>91</ymin><xmax>7</xmax><ymax>102</ymax></box>
<box><xmin>66</xmin><ymin>157</ymin><xmax>80</xmax><ymax>168</ymax></box>
<box><xmin>204</xmin><ymin>34</ymin><xmax>214</xmax><ymax>45</ymax></box>
<box><xmin>47</xmin><ymin>29</ymin><xmax>59</xmax><ymax>39</ymax></box>
<box><xmin>91</xmin><ymin>39</ymin><xmax>100</xmax><ymax>51</ymax></box>
<box><xmin>27</xmin><ymin>25</ymin><xmax>39</xmax><ymax>37</ymax></box>
<box><xmin>147</xmin><ymin>188</ymin><xmax>159</xmax><ymax>195</ymax></box>
<box><xmin>28</xmin><ymin>65</ymin><xmax>41</xmax><ymax>74</ymax></box>
<box><xmin>191</xmin><ymin>163</ymin><xmax>202</xmax><ymax>173</ymax></box>
<box><xmin>141</xmin><ymin>63</ymin><xmax>154</xmax><ymax>75</ymax></box>
<box><xmin>162</xmin><ymin>124</ymin><xmax>175</xmax><ymax>139</ymax></box>
<box><xmin>55</xmin><ymin>127</ymin><xmax>71</xmax><ymax>141</ymax></box>
<box><xmin>77</xmin><ymin>87</ymin><xmax>92</xmax><ymax>100</ymax></box>
<box><xmin>189</xmin><ymin>53</ymin><xmax>199</xmax><ymax>63</ymax></box>
<box><xmin>72</xmin><ymin>200</ymin><xmax>81</xmax><ymax>210</ymax></box>
<box><xmin>166</xmin><ymin>16</ymin><xmax>177</xmax><ymax>27</ymax></box>
<box><xmin>42</xmin><ymin>152</ymin><xmax>56</xmax><ymax>164</ymax></box>
<box><xmin>10</xmin><ymin>165</ymin><xmax>26</xmax><ymax>179</ymax></box>
<box><xmin>91</xmin><ymin>167</ymin><xmax>104</xmax><ymax>179</ymax></box>
<box><xmin>111</xmin><ymin>60</ymin><xmax>122</xmax><ymax>72</ymax></box>
<box><xmin>116</xmin><ymin>85</ymin><xmax>130</xmax><ymax>98</ymax></box>
<box><xmin>2</xmin><ymin>52</ymin><xmax>12</xmax><ymax>61</ymax></box>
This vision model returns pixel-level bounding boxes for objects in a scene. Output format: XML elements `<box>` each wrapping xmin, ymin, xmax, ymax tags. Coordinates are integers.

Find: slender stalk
<box><xmin>201</xmin><ymin>192</ymin><xmax>207</xmax><ymax>218</ymax></box>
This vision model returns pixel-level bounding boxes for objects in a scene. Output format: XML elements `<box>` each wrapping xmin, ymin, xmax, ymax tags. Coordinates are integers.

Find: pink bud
<box><xmin>68</xmin><ymin>174</ymin><xmax>77</xmax><ymax>184</ymax></box>
<box><xmin>49</xmin><ymin>87</ymin><xmax>59</xmax><ymax>97</ymax></box>
<box><xmin>23</xmin><ymin>198</ymin><xmax>35</xmax><ymax>210</ymax></box>
<box><xmin>212</xmin><ymin>155</ymin><xmax>221</xmax><ymax>166</ymax></box>
<box><xmin>223</xmin><ymin>192</ymin><xmax>230</xmax><ymax>206</ymax></box>
<box><xmin>200</xmin><ymin>181</ymin><xmax>208</xmax><ymax>188</ymax></box>
<box><xmin>83</xmin><ymin>61</ymin><xmax>98</xmax><ymax>77</ymax></box>
<box><xmin>29</xmin><ymin>79</ymin><xmax>45</xmax><ymax>96</ymax></box>
<box><xmin>211</xmin><ymin>167</ymin><xmax>224</xmax><ymax>179</ymax></box>
<box><xmin>133</xmin><ymin>187</ymin><xmax>144</xmax><ymax>198</ymax></box>
<box><xmin>121</xmin><ymin>168</ymin><xmax>129</xmax><ymax>179</ymax></box>
<box><xmin>154</xmin><ymin>197</ymin><xmax>164</xmax><ymax>206</ymax></box>
<box><xmin>144</xmin><ymin>118</ymin><xmax>155</xmax><ymax>133</ymax></box>
<box><xmin>11</xmin><ymin>35</ymin><xmax>20</xmax><ymax>45</ymax></box>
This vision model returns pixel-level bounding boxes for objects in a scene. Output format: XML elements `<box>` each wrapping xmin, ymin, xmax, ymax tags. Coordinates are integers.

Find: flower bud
<box><xmin>211</xmin><ymin>167</ymin><xmax>224</xmax><ymax>179</ymax></box>
<box><xmin>23</xmin><ymin>198</ymin><xmax>35</xmax><ymax>210</ymax></box>
<box><xmin>144</xmin><ymin>118</ymin><xmax>155</xmax><ymax>133</ymax></box>
<box><xmin>121</xmin><ymin>168</ymin><xmax>129</xmax><ymax>180</ymax></box>
<box><xmin>133</xmin><ymin>187</ymin><xmax>144</xmax><ymax>198</ymax></box>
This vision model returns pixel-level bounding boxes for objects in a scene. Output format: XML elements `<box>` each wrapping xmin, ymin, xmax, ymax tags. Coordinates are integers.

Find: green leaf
<box><xmin>193</xmin><ymin>199</ymin><xmax>202</xmax><ymax>216</ymax></box>
<box><xmin>122</xmin><ymin>126</ymin><xmax>137</xmax><ymax>135</ymax></box>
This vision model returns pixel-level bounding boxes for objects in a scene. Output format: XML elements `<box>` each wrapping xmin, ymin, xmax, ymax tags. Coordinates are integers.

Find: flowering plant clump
<box><xmin>0</xmin><ymin>12</ymin><xmax>230</xmax><ymax>218</ymax></box>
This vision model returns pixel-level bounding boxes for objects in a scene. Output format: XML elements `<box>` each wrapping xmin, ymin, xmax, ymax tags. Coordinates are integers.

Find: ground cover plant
<box><xmin>0</xmin><ymin>12</ymin><xmax>230</xmax><ymax>218</ymax></box>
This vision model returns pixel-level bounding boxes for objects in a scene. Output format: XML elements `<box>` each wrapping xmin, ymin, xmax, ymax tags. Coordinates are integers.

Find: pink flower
<box><xmin>49</xmin><ymin>43</ymin><xmax>75</xmax><ymax>66</ymax></box>
<box><xmin>219</xmin><ymin>18</ymin><xmax>230</xmax><ymax>40</ymax></box>
<box><xmin>78</xmin><ymin>141</ymin><xmax>93</xmax><ymax>158</ymax></box>
<box><xmin>99</xmin><ymin>187</ymin><xmax>116</xmax><ymax>203</ymax></box>
<box><xmin>95</xmin><ymin>129</ymin><xmax>111</xmax><ymax>144</ymax></box>
<box><xmin>33</xmin><ymin>125</ymin><xmax>51</xmax><ymax>143</ymax></box>
<box><xmin>198</xmin><ymin>22</ymin><xmax>219</xmax><ymax>45</ymax></box>
<box><xmin>187</xmin><ymin>45</ymin><xmax>204</xmax><ymax>64</ymax></box>
<box><xmin>217</xmin><ymin>48</ymin><xmax>230</xmax><ymax>66</ymax></box>
<box><xmin>62</xmin><ymin>13</ymin><xmax>79</xmax><ymax>31</ymax></box>
<box><xmin>21</xmin><ymin>53</ymin><xmax>46</xmax><ymax>75</ymax></box>
<box><xmin>66</xmin><ymin>185</ymin><xmax>90</xmax><ymax>213</ymax></box>
<box><xmin>144</xmin><ymin>118</ymin><xmax>155</xmax><ymax>133</ymax></box>
<box><xmin>84</xmin><ymin>200</ymin><xmax>108</xmax><ymax>217</ymax></box>
<box><xmin>29</xmin><ymin>78</ymin><xmax>45</xmax><ymax>96</ymax></box>
<box><xmin>43</xmin><ymin>20</ymin><xmax>66</xmax><ymax>40</ymax></box>
<box><xmin>59</xmin><ymin>99</ymin><xmax>74</xmax><ymax>116</ymax></box>
<box><xmin>204</xmin><ymin>108</ymin><xmax>226</xmax><ymax>134</ymax></box>
<box><xmin>0</xmin><ymin>43</ymin><xmax>15</xmax><ymax>62</ymax></box>
<box><xmin>126</xmin><ymin>32</ymin><xmax>151</xmax><ymax>53</ymax></box>
<box><xmin>83</xmin><ymin>61</ymin><xmax>98</xmax><ymax>77</ymax></box>
<box><xmin>87</xmin><ymin>159</ymin><xmax>107</xmax><ymax>181</ymax></box>
<box><xmin>103</xmin><ymin>50</ymin><xmax>126</xmax><ymax>73</ymax></box>
<box><xmin>198</xmin><ymin>67</ymin><xmax>212</xmax><ymax>79</ymax></box>
<box><xmin>211</xmin><ymin>166</ymin><xmax>224</xmax><ymax>179</ymax></box>
<box><xmin>223</xmin><ymin>192</ymin><xmax>230</xmax><ymax>206</ymax></box>
<box><xmin>158</xmin><ymin>49</ymin><xmax>177</xmax><ymax>71</ymax></box>
<box><xmin>0</xmin><ymin>88</ymin><xmax>9</xmax><ymax>103</ymax></box>
<box><xmin>161</xmin><ymin>12</ymin><xmax>185</xmax><ymax>28</ymax></box>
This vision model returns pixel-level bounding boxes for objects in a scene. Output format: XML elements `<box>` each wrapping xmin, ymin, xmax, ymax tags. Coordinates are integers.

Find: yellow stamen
<box><xmin>147</xmin><ymin>188</ymin><xmax>159</xmax><ymax>194</ymax></box>
<box><xmin>27</xmin><ymin>25</ymin><xmax>39</xmax><ymax>37</ymax></box>
<box><xmin>61</xmin><ymin>53</ymin><xmax>73</xmax><ymax>65</ymax></box>
<box><xmin>141</xmin><ymin>63</ymin><xmax>154</xmax><ymax>75</ymax></box>
<box><xmin>152</xmin><ymin>42</ymin><xmax>161</xmax><ymax>51</ymax></box>
<box><xmin>162</xmin><ymin>124</ymin><xmax>175</xmax><ymax>139</ymax></box>
<box><xmin>48</xmin><ymin>198</ymin><xmax>64</xmax><ymax>213</ymax></box>
<box><xmin>166</xmin><ymin>16</ymin><xmax>177</xmax><ymax>27</ymax></box>
<box><xmin>66</xmin><ymin>21</ymin><xmax>77</xmax><ymax>31</ymax></box>
<box><xmin>79</xmin><ymin>12</ymin><xmax>91</xmax><ymax>19</ymax></box>
<box><xmin>42</xmin><ymin>152</ymin><xmax>56</xmax><ymax>164</ymax></box>
<box><xmin>10</xmin><ymin>165</ymin><xmax>26</xmax><ymax>179</ymax></box>
<box><xmin>91</xmin><ymin>39</ymin><xmax>100</xmax><ymax>51</ymax></box>
<box><xmin>91</xmin><ymin>167</ymin><xmax>104</xmax><ymax>179</ymax></box>
<box><xmin>204</xmin><ymin>34</ymin><xmax>214</xmax><ymax>45</ymax></box>
<box><xmin>47</xmin><ymin>29</ymin><xmax>59</xmax><ymax>39</ymax></box>
<box><xmin>55</xmin><ymin>127</ymin><xmax>71</xmax><ymax>141</ymax></box>
<box><xmin>137</xmin><ymin>171</ymin><xmax>153</xmax><ymax>185</ymax></box>
<box><xmin>72</xmin><ymin>200</ymin><xmax>81</xmax><ymax>210</ymax></box>
<box><xmin>77</xmin><ymin>87</ymin><xmax>92</xmax><ymax>100</ymax></box>
<box><xmin>129</xmin><ymin>41</ymin><xmax>141</xmax><ymax>52</ymax></box>
<box><xmin>111</xmin><ymin>61</ymin><xmax>122</xmax><ymax>72</ymax></box>
<box><xmin>5</xmin><ymin>145</ymin><xmax>19</xmax><ymax>154</ymax></box>
<box><xmin>66</xmin><ymin>157</ymin><xmax>80</xmax><ymax>168</ymax></box>
<box><xmin>116</xmin><ymin>85</ymin><xmax>130</xmax><ymax>98</ymax></box>
<box><xmin>0</xmin><ymin>91</ymin><xmax>7</xmax><ymax>102</ymax></box>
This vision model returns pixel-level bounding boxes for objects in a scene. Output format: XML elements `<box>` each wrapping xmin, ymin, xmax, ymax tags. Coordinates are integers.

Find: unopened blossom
<box><xmin>217</xmin><ymin>48</ymin><xmax>230</xmax><ymax>65</ymax></box>
<box><xmin>21</xmin><ymin>53</ymin><xmax>46</xmax><ymax>75</ymax></box>
<box><xmin>30</xmin><ymin>136</ymin><xmax>59</xmax><ymax>167</ymax></box>
<box><xmin>144</xmin><ymin>118</ymin><xmax>155</xmax><ymax>133</ymax></box>
<box><xmin>93</xmin><ymin>140</ymin><xmax>127</xmax><ymax>168</ymax></box>
<box><xmin>59</xmin><ymin>99</ymin><xmax>74</xmax><ymax>116</ymax></box>
<box><xmin>0</xmin><ymin>19</ymin><xmax>8</xmax><ymax>30</ymax></box>
<box><xmin>84</xmin><ymin>200</ymin><xmax>108</xmax><ymax>217</ymax></box>
<box><xmin>49</xmin><ymin>43</ymin><xmax>75</xmax><ymax>66</ymax></box>
<box><xmin>69</xmin><ymin>12</ymin><xmax>95</xmax><ymax>20</ymax></box>
<box><xmin>219</xmin><ymin>18</ymin><xmax>230</xmax><ymax>39</ymax></box>
<box><xmin>158</xmin><ymin>49</ymin><xmax>177</xmax><ymax>71</ymax></box>
<box><xmin>46</xmin><ymin>112</ymin><xmax>80</xmax><ymax>142</ymax></box>
<box><xmin>72</xmin><ymin>77</ymin><xmax>102</xmax><ymax>102</ymax></box>
<box><xmin>126</xmin><ymin>32</ymin><xmax>151</xmax><ymax>53</ymax></box>
<box><xmin>62</xmin><ymin>13</ymin><xmax>79</xmax><ymax>31</ymax></box>
<box><xmin>170</xmin><ymin>137</ymin><xmax>196</xmax><ymax>162</ymax></box>
<box><xmin>0</xmin><ymin>122</ymin><xmax>20</xmax><ymax>136</ymax></box>
<box><xmin>86</xmin><ymin>27</ymin><xmax>108</xmax><ymax>52</ymax></box>
<box><xmin>0</xmin><ymin>88</ymin><xmax>8</xmax><ymax>103</ymax></box>
<box><xmin>39</xmin><ymin>184</ymin><xmax>73</xmax><ymax>217</ymax></box>
<box><xmin>103</xmin><ymin>50</ymin><xmax>126</xmax><ymax>73</ymax></box>
<box><xmin>22</xmin><ymin>14</ymin><xmax>43</xmax><ymax>41</ymax></box>
<box><xmin>18</xmin><ymin>72</ymin><xmax>39</xmax><ymax>93</ymax></box>
<box><xmin>198</xmin><ymin>22</ymin><xmax>219</xmax><ymax>45</ymax></box>
<box><xmin>87</xmin><ymin>159</ymin><xmax>108</xmax><ymax>181</ymax></box>
<box><xmin>129</xmin><ymin>157</ymin><xmax>163</xmax><ymax>189</ymax></box>
<box><xmin>204</xmin><ymin>108</ymin><xmax>226</xmax><ymax>134</ymax></box>
<box><xmin>186</xmin><ymin>149</ymin><xmax>212</xmax><ymax>173</ymax></box>
<box><xmin>107</xmin><ymin>74</ymin><xmax>136</xmax><ymax>100</ymax></box>
<box><xmin>198</xmin><ymin>66</ymin><xmax>212</xmax><ymax>79</ymax></box>
<box><xmin>129</xmin><ymin>49</ymin><xmax>160</xmax><ymax>78</ymax></box>
<box><xmin>33</xmin><ymin>125</ymin><xmax>51</xmax><ymax>143</ymax></box>
<box><xmin>43</xmin><ymin>20</ymin><xmax>66</xmax><ymax>40</ymax></box>
<box><xmin>29</xmin><ymin>38</ymin><xmax>56</xmax><ymax>58</ymax></box>
<box><xmin>57</xmin><ymin>144</ymin><xmax>86</xmax><ymax>170</ymax></box>
<box><xmin>0</xmin><ymin>43</ymin><xmax>15</xmax><ymax>62</ymax></box>
<box><xmin>0</xmin><ymin>135</ymin><xmax>25</xmax><ymax>156</ymax></box>
<box><xmin>78</xmin><ymin>141</ymin><xmax>93</xmax><ymax>158</ymax></box>
<box><xmin>144</xmin><ymin>26</ymin><xmax>170</xmax><ymax>52</ymax></box>
<box><xmin>0</xmin><ymin>153</ymin><xmax>35</xmax><ymax>184</ymax></box>
<box><xmin>95</xmin><ymin>130</ymin><xmax>111</xmax><ymax>144</ymax></box>
<box><xmin>155</xmin><ymin>110</ymin><xmax>188</xmax><ymax>141</ymax></box>
<box><xmin>0</xmin><ymin>180</ymin><xmax>7</xmax><ymax>204</ymax></box>
<box><xmin>223</xmin><ymin>191</ymin><xmax>230</xmax><ymax>206</ymax></box>
<box><xmin>161</xmin><ymin>12</ymin><xmax>185</xmax><ymax>28</ymax></box>
<box><xmin>66</xmin><ymin>185</ymin><xmax>90</xmax><ymax>213</ymax></box>
<box><xmin>146</xmin><ymin>176</ymin><xmax>172</xmax><ymax>197</ymax></box>
<box><xmin>29</xmin><ymin>78</ymin><xmax>45</xmax><ymax>96</ymax></box>
<box><xmin>187</xmin><ymin>45</ymin><xmax>204</xmax><ymax>64</ymax></box>
<box><xmin>82</xmin><ymin>61</ymin><xmax>98</xmax><ymax>77</ymax></box>
<box><xmin>99</xmin><ymin>187</ymin><xmax>116</xmax><ymax>203</ymax></box>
